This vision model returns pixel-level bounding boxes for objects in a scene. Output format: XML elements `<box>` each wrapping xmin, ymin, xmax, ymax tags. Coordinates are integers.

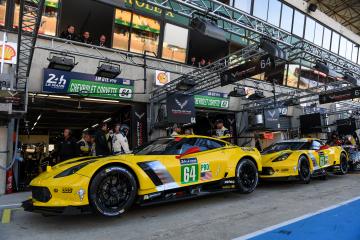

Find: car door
<box><xmin>309</xmin><ymin>140</ymin><xmax>331</xmax><ymax>168</ymax></box>
<box><xmin>178</xmin><ymin>138</ymin><xmax>229</xmax><ymax>186</ymax></box>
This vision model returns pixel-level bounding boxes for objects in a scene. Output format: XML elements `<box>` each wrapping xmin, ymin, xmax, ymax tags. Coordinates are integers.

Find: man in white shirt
<box><xmin>113</xmin><ymin>124</ymin><xmax>131</xmax><ymax>154</ymax></box>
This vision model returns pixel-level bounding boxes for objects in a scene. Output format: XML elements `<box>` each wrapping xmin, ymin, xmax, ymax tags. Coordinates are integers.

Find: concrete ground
<box><xmin>1</xmin><ymin>173</ymin><xmax>360</xmax><ymax>240</ymax></box>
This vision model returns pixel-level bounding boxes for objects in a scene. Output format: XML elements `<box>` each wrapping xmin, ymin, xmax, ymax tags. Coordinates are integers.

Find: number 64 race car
<box><xmin>22</xmin><ymin>135</ymin><xmax>262</xmax><ymax>217</ymax></box>
<box><xmin>260</xmin><ymin>138</ymin><xmax>348</xmax><ymax>183</ymax></box>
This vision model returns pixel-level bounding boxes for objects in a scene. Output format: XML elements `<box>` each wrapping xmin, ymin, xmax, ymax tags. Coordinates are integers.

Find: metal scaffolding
<box><xmin>15</xmin><ymin>0</ymin><xmax>45</xmax><ymax>112</ymax></box>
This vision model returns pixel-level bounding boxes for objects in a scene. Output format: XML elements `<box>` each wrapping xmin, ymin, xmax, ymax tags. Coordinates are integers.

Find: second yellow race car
<box><xmin>22</xmin><ymin>135</ymin><xmax>262</xmax><ymax>217</ymax></box>
<box><xmin>260</xmin><ymin>138</ymin><xmax>348</xmax><ymax>183</ymax></box>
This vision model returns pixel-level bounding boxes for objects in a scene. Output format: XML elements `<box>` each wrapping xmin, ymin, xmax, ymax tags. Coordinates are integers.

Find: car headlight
<box><xmin>54</xmin><ymin>162</ymin><xmax>90</xmax><ymax>178</ymax></box>
<box><xmin>272</xmin><ymin>153</ymin><xmax>291</xmax><ymax>162</ymax></box>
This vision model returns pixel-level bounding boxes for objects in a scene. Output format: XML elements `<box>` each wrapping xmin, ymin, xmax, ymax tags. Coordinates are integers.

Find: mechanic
<box><xmin>327</xmin><ymin>132</ymin><xmax>342</xmax><ymax>146</ymax></box>
<box><xmin>78</xmin><ymin>131</ymin><xmax>92</xmax><ymax>156</ymax></box>
<box><xmin>95</xmin><ymin>123</ymin><xmax>111</xmax><ymax>156</ymax></box>
<box><xmin>214</xmin><ymin>119</ymin><xmax>231</xmax><ymax>138</ymax></box>
<box><xmin>117</xmin><ymin>124</ymin><xmax>131</xmax><ymax>154</ymax></box>
<box><xmin>112</xmin><ymin>124</ymin><xmax>123</xmax><ymax>154</ymax></box>
<box><xmin>171</xmin><ymin>123</ymin><xmax>182</xmax><ymax>137</ymax></box>
<box><xmin>55</xmin><ymin>128</ymin><xmax>79</xmax><ymax>162</ymax></box>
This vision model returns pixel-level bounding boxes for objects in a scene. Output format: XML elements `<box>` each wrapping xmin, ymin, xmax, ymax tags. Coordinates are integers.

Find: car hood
<box><xmin>261</xmin><ymin>150</ymin><xmax>293</xmax><ymax>165</ymax></box>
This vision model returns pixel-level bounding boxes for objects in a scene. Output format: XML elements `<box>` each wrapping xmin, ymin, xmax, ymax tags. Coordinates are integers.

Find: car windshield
<box><xmin>132</xmin><ymin>137</ymin><xmax>225</xmax><ymax>155</ymax></box>
<box><xmin>262</xmin><ymin>141</ymin><xmax>309</xmax><ymax>154</ymax></box>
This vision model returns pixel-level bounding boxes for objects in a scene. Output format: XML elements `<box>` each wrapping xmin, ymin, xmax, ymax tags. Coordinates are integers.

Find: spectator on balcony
<box><xmin>80</xmin><ymin>31</ymin><xmax>92</xmax><ymax>45</ymax></box>
<box><xmin>97</xmin><ymin>35</ymin><xmax>107</xmax><ymax>47</ymax></box>
<box><xmin>198</xmin><ymin>58</ymin><xmax>206</xmax><ymax>68</ymax></box>
<box><xmin>190</xmin><ymin>56</ymin><xmax>197</xmax><ymax>67</ymax></box>
<box><xmin>60</xmin><ymin>25</ymin><xmax>78</xmax><ymax>41</ymax></box>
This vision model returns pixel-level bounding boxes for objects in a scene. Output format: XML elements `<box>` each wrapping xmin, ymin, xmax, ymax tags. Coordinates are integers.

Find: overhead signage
<box><xmin>43</xmin><ymin>69</ymin><xmax>134</xmax><ymax>100</ymax></box>
<box><xmin>264</xmin><ymin>108</ymin><xmax>280</xmax><ymax>129</ymax></box>
<box><xmin>220</xmin><ymin>54</ymin><xmax>275</xmax><ymax>86</ymax></box>
<box><xmin>319</xmin><ymin>87</ymin><xmax>360</xmax><ymax>104</ymax></box>
<box><xmin>167</xmin><ymin>93</ymin><xmax>196</xmax><ymax>124</ymax></box>
<box><xmin>155</xmin><ymin>70</ymin><xmax>170</xmax><ymax>86</ymax></box>
<box><xmin>194</xmin><ymin>91</ymin><xmax>229</xmax><ymax>109</ymax></box>
<box><xmin>0</xmin><ymin>41</ymin><xmax>17</xmax><ymax>64</ymax></box>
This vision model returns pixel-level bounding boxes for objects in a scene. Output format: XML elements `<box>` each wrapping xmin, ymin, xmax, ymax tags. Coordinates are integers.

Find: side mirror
<box><xmin>176</xmin><ymin>146</ymin><xmax>200</xmax><ymax>159</ymax></box>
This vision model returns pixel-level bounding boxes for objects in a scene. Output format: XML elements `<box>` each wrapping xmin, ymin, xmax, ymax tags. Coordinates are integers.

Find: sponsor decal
<box><xmin>319</xmin><ymin>155</ymin><xmax>329</xmax><ymax>167</ymax></box>
<box><xmin>200</xmin><ymin>162</ymin><xmax>212</xmax><ymax>181</ymax></box>
<box><xmin>175</xmin><ymin>98</ymin><xmax>188</xmax><ymax>109</ymax></box>
<box><xmin>224</xmin><ymin>179</ymin><xmax>235</xmax><ymax>185</ymax></box>
<box><xmin>77</xmin><ymin>188</ymin><xmax>85</xmax><ymax>201</ymax></box>
<box><xmin>62</xmin><ymin>187</ymin><xmax>73</xmax><ymax>193</ymax></box>
<box><xmin>180</xmin><ymin>158</ymin><xmax>198</xmax><ymax>165</ymax></box>
<box><xmin>180</xmin><ymin>158</ymin><xmax>198</xmax><ymax>184</ymax></box>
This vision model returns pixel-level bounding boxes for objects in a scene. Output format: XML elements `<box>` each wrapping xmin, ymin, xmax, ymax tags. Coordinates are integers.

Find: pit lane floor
<box><xmin>1</xmin><ymin>173</ymin><xmax>360</xmax><ymax>240</ymax></box>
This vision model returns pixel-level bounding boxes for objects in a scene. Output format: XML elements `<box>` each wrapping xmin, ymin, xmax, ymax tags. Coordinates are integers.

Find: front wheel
<box><xmin>235</xmin><ymin>159</ymin><xmax>258</xmax><ymax>194</ymax></box>
<box><xmin>89</xmin><ymin>166</ymin><xmax>137</xmax><ymax>217</ymax></box>
<box><xmin>298</xmin><ymin>156</ymin><xmax>311</xmax><ymax>184</ymax></box>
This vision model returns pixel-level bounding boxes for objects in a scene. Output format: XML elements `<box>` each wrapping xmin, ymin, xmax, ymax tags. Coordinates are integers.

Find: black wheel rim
<box><xmin>239</xmin><ymin>162</ymin><xmax>257</xmax><ymax>189</ymax></box>
<box><xmin>96</xmin><ymin>172</ymin><xmax>132</xmax><ymax>214</ymax></box>
<box><xmin>300</xmin><ymin>160</ymin><xmax>310</xmax><ymax>179</ymax></box>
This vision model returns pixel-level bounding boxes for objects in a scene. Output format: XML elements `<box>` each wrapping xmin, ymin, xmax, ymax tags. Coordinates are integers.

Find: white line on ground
<box><xmin>0</xmin><ymin>204</ymin><xmax>22</xmax><ymax>209</ymax></box>
<box><xmin>232</xmin><ymin>195</ymin><xmax>360</xmax><ymax>240</ymax></box>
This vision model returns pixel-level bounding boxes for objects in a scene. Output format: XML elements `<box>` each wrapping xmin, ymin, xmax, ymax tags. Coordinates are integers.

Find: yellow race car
<box><xmin>260</xmin><ymin>138</ymin><xmax>348</xmax><ymax>183</ymax></box>
<box><xmin>22</xmin><ymin>135</ymin><xmax>262</xmax><ymax>217</ymax></box>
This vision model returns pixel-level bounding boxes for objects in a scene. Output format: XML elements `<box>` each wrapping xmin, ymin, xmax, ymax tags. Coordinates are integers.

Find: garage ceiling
<box><xmin>305</xmin><ymin>0</ymin><xmax>360</xmax><ymax>35</ymax></box>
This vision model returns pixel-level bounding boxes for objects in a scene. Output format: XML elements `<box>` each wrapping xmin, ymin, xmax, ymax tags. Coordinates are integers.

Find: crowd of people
<box><xmin>60</xmin><ymin>25</ymin><xmax>108</xmax><ymax>47</ymax></box>
<box><xmin>189</xmin><ymin>57</ymin><xmax>212</xmax><ymax>68</ymax></box>
<box><xmin>171</xmin><ymin>119</ymin><xmax>231</xmax><ymax>138</ymax></box>
<box><xmin>55</xmin><ymin>123</ymin><xmax>131</xmax><ymax>163</ymax></box>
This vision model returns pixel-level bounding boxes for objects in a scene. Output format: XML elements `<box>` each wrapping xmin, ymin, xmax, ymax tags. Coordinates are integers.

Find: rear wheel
<box><xmin>89</xmin><ymin>166</ymin><xmax>137</xmax><ymax>217</ymax></box>
<box><xmin>235</xmin><ymin>159</ymin><xmax>258</xmax><ymax>194</ymax></box>
<box><xmin>298</xmin><ymin>156</ymin><xmax>311</xmax><ymax>184</ymax></box>
<box><xmin>337</xmin><ymin>153</ymin><xmax>348</xmax><ymax>175</ymax></box>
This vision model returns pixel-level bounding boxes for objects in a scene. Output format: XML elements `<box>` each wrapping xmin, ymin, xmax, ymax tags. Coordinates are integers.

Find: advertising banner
<box><xmin>0</xmin><ymin>41</ymin><xmax>17</xmax><ymax>64</ymax></box>
<box><xmin>220</xmin><ymin>54</ymin><xmax>275</xmax><ymax>86</ymax></box>
<box><xmin>131</xmin><ymin>103</ymin><xmax>147</xmax><ymax>148</ymax></box>
<box><xmin>43</xmin><ymin>68</ymin><xmax>134</xmax><ymax>100</ymax></box>
<box><xmin>194</xmin><ymin>91</ymin><xmax>229</xmax><ymax>109</ymax></box>
<box><xmin>264</xmin><ymin>108</ymin><xmax>280</xmax><ymax>129</ymax></box>
<box><xmin>167</xmin><ymin>93</ymin><xmax>196</xmax><ymax>124</ymax></box>
<box><xmin>319</xmin><ymin>87</ymin><xmax>360</xmax><ymax>104</ymax></box>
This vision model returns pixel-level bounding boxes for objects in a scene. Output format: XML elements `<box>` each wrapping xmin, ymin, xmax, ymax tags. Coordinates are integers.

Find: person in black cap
<box><xmin>95</xmin><ymin>123</ymin><xmax>111</xmax><ymax>156</ymax></box>
<box><xmin>60</xmin><ymin>25</ymin><xmax>79</xmax><ymax>41</ymax></box>
<box><xmin>214</xmin><ymin>119</ymin><xmax>231</xmax><ymax>138</ymax></box>
<box><xmin>55</xmin><ymin>128</ymin><xmax>79</xmax><ymax>162</ymax></box>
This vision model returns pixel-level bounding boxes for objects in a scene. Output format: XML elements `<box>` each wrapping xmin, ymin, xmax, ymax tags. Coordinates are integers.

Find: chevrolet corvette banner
<box><xmin>167</xmin><ymin>93</ymin><xmax>196</xmax><ymax>124</ymax></box>
<box><xmin>42</xmin><ymin>68</ymin><xmax>134</xmax><ymax>100</ymax></box>
<box><xmin>194</xmin><ymin>91</ymin><xmax>229</xmax><ymax>109</ymax></box>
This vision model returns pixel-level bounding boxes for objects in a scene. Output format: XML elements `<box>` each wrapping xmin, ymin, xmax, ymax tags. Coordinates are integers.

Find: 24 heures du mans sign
<box><xmin>319</xmin><ymin>87</ymin><xmax>360</xmax><ymax>104</ymax></box>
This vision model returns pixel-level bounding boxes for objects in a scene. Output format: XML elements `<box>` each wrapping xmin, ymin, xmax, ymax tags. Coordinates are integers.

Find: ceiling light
<box><xmin>190</xmin><ymin>17</ymin><xmax>227</xmax><ymax>42</ymax></box>
<box><xmin>48</xmin><ymin>95</ymin><xmax>71</xmax><ymax>99</ymax></box>
<box><xmin>95</xmin><ymin>62</ymin><xmax>121</xmax><ymax>79</ymax></box>
<box><xmin>92</xmin><ymin>124</ymin><xmax>99</xmax><ymax>128</ymax></box>
<box><xmin>176</xmin><ymin>79</ymin><xmax>196</xmax><ymax>91</ymax></box>
<box><xmin>228</xmin><ymin>88</ymin><xmax>247</xmax><ymax>97</ymax></box>
<box><xmin>103</xmin><ymin>117</ymin><xmax>112</xmax><ymax>123</ymax></box>
<box><xmin>248</xmin><ymin>91</ymin><xmax>265</xmax><ymax>100</ymax></box>
<box><xmin>47</xmin><ymin>53</ymin><xmax>77</xmax><ymax>72</ymax></box>
<box><xmin>36</xmin><ymin>114</ymin><xmax>42</xmax><ymax>121</ymax></box>
<box><xmin>36</xmin><ymin>94</ymin><xmax>49</xmax><ymax>97</ymax></box>
<box><xmin>84</xmin><ymin>98</ymin><xmax>119</xmax><ymax>103</ymax></box>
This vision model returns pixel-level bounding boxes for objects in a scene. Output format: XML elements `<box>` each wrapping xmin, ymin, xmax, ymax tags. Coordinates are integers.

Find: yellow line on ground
<box><xmin>1</xmin><ymin>209</ymin><xmax>11</xmax><ymax>224</ymax></box>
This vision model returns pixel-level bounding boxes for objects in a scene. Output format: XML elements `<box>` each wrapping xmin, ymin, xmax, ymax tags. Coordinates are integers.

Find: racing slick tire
<box><xmin>235</xmin><ymin>158</ymin><xmax>258</xmax><ymax>194</ymax></box>
<box><xmin>89</xmin><ymin>166</ymin><xmax>137</xmax><ymax>217</ymax></box>
<box><xmin>298</xmin><ymin>156</ymin><xmax>311</xmax><ymax>184</ymax></box>
<box><xmin>336</xmin><ymin>153</ymin><xmax>348</xmax><ymax>175</ymax></box>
